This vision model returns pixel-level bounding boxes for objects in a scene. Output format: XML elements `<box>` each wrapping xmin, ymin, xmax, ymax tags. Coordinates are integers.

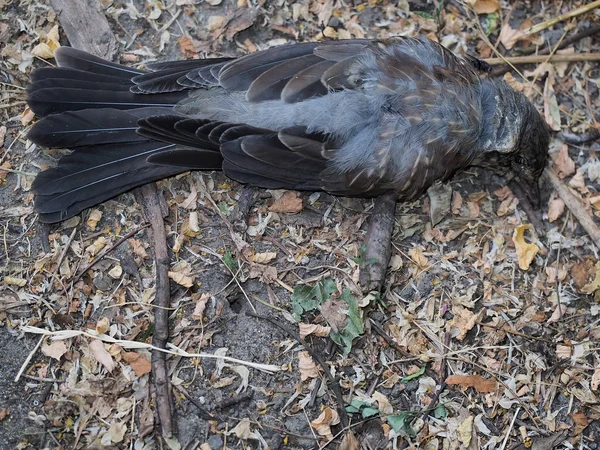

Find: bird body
<box><xmin>27</xmin><ymin>37</ymin><xmax>550</xmax><ymax>223</ymax></box>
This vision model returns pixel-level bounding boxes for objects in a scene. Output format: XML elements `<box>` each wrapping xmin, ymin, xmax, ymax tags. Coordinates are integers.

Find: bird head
<box><xmin>509</xmin><ymin>101</ymin><xmax>551</xmax><ymax>207</ymax></box>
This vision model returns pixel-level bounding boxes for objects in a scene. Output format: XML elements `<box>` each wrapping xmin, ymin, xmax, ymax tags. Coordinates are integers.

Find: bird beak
<box><xmin>520</xmin><ymin>178</ymin><xmax>541</xmax><ymax>209</ymax></box>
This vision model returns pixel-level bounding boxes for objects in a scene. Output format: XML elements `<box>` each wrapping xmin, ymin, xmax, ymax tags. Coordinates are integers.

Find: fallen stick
<box><xmin>359</xmin><ymin>191</ymin><xmax>398</xmax><ymax>292</ymax></box>
<box><xmin>49</xmin><ymin>0</ymin><xmax>118</xmax><ymax>59</ymax></box>
<box><xmin>543</xmin><ymin>167</ymin><xmax>600</xmax><ymax>249</ymax></box>
<box><xmin>137</xmin><ymin>184</ymin><xmax>176</xmax><ymax>438</ymax></box>
<box><xmin>524</xmin><ymin>1</ymin><xmax>600</xmax><ymax>35</ymax></box>
<box><xmin>485</xmin><ymin>53</ymin><xmax>600</xmax><ymax>66</ymax></box>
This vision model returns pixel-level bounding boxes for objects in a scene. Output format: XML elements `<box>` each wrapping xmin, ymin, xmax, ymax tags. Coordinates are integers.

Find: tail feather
<box><xmin>27</xmin><ymin>48</ymin><xmax>231</xmax><ymax>222</ymax></box>
<box><xmin>34</xmin><ymin>164</ymin><xmax>184</xmax><ymax>223</ymax></box>
<box><xmin>54</xmin><ymin>46</ymin><xmax>145</xmax><ymax>78</ymax></box>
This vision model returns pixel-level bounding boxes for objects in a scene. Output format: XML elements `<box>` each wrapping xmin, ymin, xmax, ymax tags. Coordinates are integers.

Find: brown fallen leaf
<box><xmin>0</xmin><ymin>409</ymin><xmax>9</xmax><ymax>422</ymax></box>
<box><xmin>89</xmin><ymin>340</ymin><xmax>115</xmax><ymax>372</ymax></box>
<box><xmin>122</xmin><ymin>351</ymin><xmax>152</xmax><ymax>377</ymax></box>
<box><xmin>298</xmin><ymin>323</ymin><xmax>331</xmax><ymax>339</ymax></box>
<box><xmin>512</xmin><ymin>224</ymin><xmax>539</xmax><ymax>270</ymax></box>
<box><xmin>553</xmin><ymin>144</ymin><xmax>575</xmax><ymax>179</ymax></box>
<box><xmin>268</xmin><ymin>191</ymin><xmax>303</xmax><ymax>213</ymax></box>
<box><xmin>446</xmin><ymin>374</ymin><xmax>498</xmax><ymax>393</ymax></box>
<box><xmin>499</xmin><ymin>23</ymin><xmax>526</xmax><ymax>50</ymax></box>
<box><xmin>543</xmin><ymin>70</ymin><xmax>561</xmax><ymax>131</ymax></box>
<box><xmin>547</xmin><ymin>197</ymin><xmax>565</xmax><ymax>222</ymax></box>
<box><xmin>298</xmin><ymin>350</ymin><xmax>320</xmax><ymax>381</ymax></box>
<box><xmin>310</xmin><ymin>407</ymin><xmax>340</xmax><ymax>440</ymax></box>
<box><xmin>338</xmin><ymin>431</ymin><xmax>359</xmax><ymax>450</ymax></box>
<box><xmin>466</xmin><ymin>0</ymin><xmax>500</xmax><ymax>14</ymax></box>
<box><xmin>451</xmin><ymin>305</ymin><xmax>482</xmax><ymax>341</ymax></box>
<box><xmin>224</xmin><ymin>8</ymin><xmax>258</xmax><ymax>41</ymax></box>
<box><xmin>42</xmin><ymin>340</ymin><xmax>68</xmax><ymax>361</ymax></box>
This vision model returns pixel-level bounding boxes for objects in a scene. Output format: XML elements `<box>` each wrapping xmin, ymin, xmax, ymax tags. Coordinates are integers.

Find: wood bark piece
<box><xmin>359</xmin><ymin>191</ymin><xmax>398</xmax><ymax>292</ymax></box>
<box><xmin>50</xmin><ymin>0</ymin><xmax>118</xmax><ymax>60</ymax></box>
<box><xmin>543</xmin><ymin>167</ymin><xmax>600</xmax><ymax>249</ymax></box>
<box><xmin>138</xmin><ymin>184</ymin><xmax>176</xmax><ymax>438</ymax></box>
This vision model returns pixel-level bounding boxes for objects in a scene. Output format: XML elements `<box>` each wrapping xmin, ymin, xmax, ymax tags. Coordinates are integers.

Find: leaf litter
<box><xmin>1</xmin><ymin>0</ymin><xmax>600</xmax><ymax>448</ymax></box>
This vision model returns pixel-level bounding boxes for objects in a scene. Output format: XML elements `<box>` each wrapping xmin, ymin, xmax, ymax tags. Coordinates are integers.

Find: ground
<box><xmin>1</xmin><ymin>0</ymin><xmax>600</xmax><ymax>449</ymax></box>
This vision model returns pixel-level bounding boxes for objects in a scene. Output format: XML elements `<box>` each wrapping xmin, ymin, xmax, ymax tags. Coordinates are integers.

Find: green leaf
<box><xmin>222</xmin><ymin>249</ymin><xmax>237</xmax><ymax>273</ymax></box>
<box><xmin>484</xmin><ymin>13</ymin><xmax>499</xmax><ymax>35</ymax></box>
<box><xmin>433</xmin><ymin>403</ymin><xmax>448</xmax><ymax>419</ymax></box>
<box><xmin>401</xmin><ymin>365</ymin><xmax>426</xmax><ymax>382</ymax></box>
<box><xmin>330</xmin><ymin>289</ymin><xmax>364</xmax><ymax>356</ymax></box>
<box><xmin>218</xmin><ymin>201</ymin><xmax>231</xmax><ymax>216</ymax></box>
<box><xmin>387</xmin><ymin>412</ymin><xmax>416</xmax><ymax>436</ymax></box>
<box><xmin>346</xmin><ymin>400</ymin><xmax>379</xmax><ymax>418</ymax></box>
<box><xmin>414</xmin><ymin>11</ymin><xmax>434</xmax><ymax>20</ymax></box>
<box><xmin>290</xmin><ymin>279</ymin><xmax>336</xmax><ymax>321</ymax></box>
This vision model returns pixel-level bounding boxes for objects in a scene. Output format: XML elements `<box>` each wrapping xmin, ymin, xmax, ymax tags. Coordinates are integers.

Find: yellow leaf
<box><xmin>512</xmin><ymin>224</ymin><xmax>539</xmax><ymax>270</ymax></box>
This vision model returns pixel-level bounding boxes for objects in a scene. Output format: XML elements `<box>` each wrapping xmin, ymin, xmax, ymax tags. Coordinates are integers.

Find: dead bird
<box><xmin>27</xmin><ymin>37</ymin><xmax>550</xmax><ymax>223</ymax></box>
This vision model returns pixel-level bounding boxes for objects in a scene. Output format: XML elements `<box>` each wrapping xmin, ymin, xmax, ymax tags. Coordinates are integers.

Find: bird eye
<box><xmin>514</xmin><ymin>156</ymin><xmax>527</xmax><ymax>166</ymax></box>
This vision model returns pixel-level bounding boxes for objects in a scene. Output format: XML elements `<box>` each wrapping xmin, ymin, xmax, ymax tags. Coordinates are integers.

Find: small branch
<box><xmin>49</xmin><ymin>0</ymin><xmax>118</xmax><ymax>59</ymax></box>
<box><xmin>70</xmin><ymin>223</ymin><xmax>149</xmax><ymax>284</ymax></box>
<box><xmin>247</xmin><ymin>312</ymin><xmax>349</xmax><ymax>429</ymax></box>
<box><xmin>485</xmin><ymin>53</ymin><xmax>600</xmax><ymax>66</ymax></box>
<box><xmin>524</xmin><ymin>1</ymin><xmax>600</xmax><ymax>35</ymax></box>
<box><xmin>359</xmin><ymin>191</ymin><xmax>397</xmax><ymax>292</ymax></box>
<box><xmin>520</xmin><ymin>25</ymin><xmax>600</xmax><ymax>56</ymax></box>
<box><xmin>542</xmin><ymin>167</ymin><xmax>600</xmax><ymax>249</ymax></box>
<box><xmin>138</xmin><ymin>184</ymin><xmax>175</xmax><ymax>438</ymax></box>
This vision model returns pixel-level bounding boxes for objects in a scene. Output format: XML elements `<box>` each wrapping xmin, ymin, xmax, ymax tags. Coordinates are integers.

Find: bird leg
<box><xmin>231</xmin><ymin>185</ymin><xmax>257</xmax><ymax>233</ymax></box>
<box><xmin>359</xmin><ymin>191</ymin><xmax>398</xmax><ymax>292</ymax></box>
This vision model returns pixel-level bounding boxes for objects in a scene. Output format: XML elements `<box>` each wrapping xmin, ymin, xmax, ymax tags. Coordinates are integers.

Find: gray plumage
<box><xmin>27</xmin><ymin>37</ymin><xmax>549</xmax><ymax>223</ymax></box>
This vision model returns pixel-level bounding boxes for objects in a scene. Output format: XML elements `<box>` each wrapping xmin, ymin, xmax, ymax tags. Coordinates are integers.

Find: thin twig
<box><xmin>485</xmin><ymin>52</ymin><xmax>600</xmax><ymax>65</ymax></box>
<box><xmin>543</xmin><ymin>167</ymin><xmax>600</xmax><ymax>249</ymax></box>
<box><xmin>69</xmin><ymin>223</ymin><xmax>150</xmax><ymax>284</ymax></box>
<box><xmin>524</xmin><ymin>1</ymin><xmax>600</xmax><ymax>35</ymax></box>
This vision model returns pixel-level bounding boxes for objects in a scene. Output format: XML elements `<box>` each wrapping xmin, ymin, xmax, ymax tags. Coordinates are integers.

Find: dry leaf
<box><xmin>228</xmin><ymin>418</ymin><xmax>258</xmax><ymax>440</ymax></box>
<box><xmin>547</xmin><ymin>198</ymin><xmax>565</xmax><ymax>222</ymax></box>
<box><xmin>89</xmin><ymin>340</ymin><xmax>115</xmax><ymax>372</ymax></box>
<box><xmin>408</xmin><ymin>247</ymin><xmax>429</xmax><ymax>269</ymax></box>
<box><xmin>338</xmin><ymin>431</ymin><xmax>359</xmax><ymax>450</ymax></box>
<box><xmin>466</xmin><ymin>0</ymin><xmax>500</xmax><ymax>14</ymax></box>
<box><xmin>591</xmin><ymin>368</ymin><xmax>600</xmax><ymax>391</ymax></box>
<box><xmin>299</xmin><ymin>323</ymin><xmax>331</xmax><ymax>339</ymax></box>
<box><xmin>547</xmin><ymin>304</ymin><xmax>567</xmax><ymax>324</ymax></box>
<box><xmin>3</xmin><ymin>276</ymin><xmax>27</xmax><ymax>287</ymax></box>
<box><xmin>452</xmin><ymin>305</ymin><xmax>482</xmax><ymax>340</ymax></box>
<box><xmin>512</xmin><ymin>224</ymin><xmax>539</xmax><ymax>270</ymax></box>
<box><xmin>269</xmin><ymin>191</ymin><xmax>303</xmax><ymax>213</ymax></box>
<box><xmin>544</xmin><ymin>71</ymin><xmax>561</xmax><ymax>131</ymax></box>
<box><xmin>451</xmin><ymin>190</ymin><xmax>463</xmax><ymax>214</ymax></box>
<box><xmin>298</xmin><ymin>350</ymin><xmax>319</xmax><ymax>381</ymax></box>
<box><xmin>457</xmin><ymin>416</ymin><xmax>474</xmax><ymax>447</ymax></box>
<box><xmin>41</xmin><ymin>340</ymin><xmax>68</xmax><ymax>361</ymax></box>
<box><xmin>446</xmin><ymin>374</ymin><xmax>498</xmax><ymax>393</ymax></box>
<box><xmin>251</xmin><ymin>251</ymin><xmax>277</xmax><ymax>264</ymax></box>
<box><xmin>192</xmin><ymin>293</ymin><xmax>210</xmax><ymax>320</ymax></box>
<box><xmin>320</xmin><ymin>298</ymin><xmax>347</xmax><ymax>332</ymax></box>
<box><xmin>86</xmin><ymin>236</ymin><xmax>107</xmax><ymax>256</ymax></box>
<box><xmin>310</xmin><ymin>407</ymin><xmax>340</xmax><ymax>440</ymax></box>
<box><xmin>553</xmin><ymin>144</ymin><xmax>575</xmax><ymax>179</ymax></box>
<box><xmin>168</xmin><ymin>271</ymin><xmax>194</xmax><ymax>287</ymax></box>
<box><xmin>96</xmin><ymin>317</ymin><xmax>110</xmax><ymax>334</ymax></box>
<box><xmin>177</xmin><ymin>34</ymin><xmax>197</xmax><ymax>58</ymax></box>
<box><xmin>499</xmin><ymin>23</ymin><xmax>526</xmax><ymax>50</ymax></box>
<box><xmin>108</xmin><ymin>265</ymin><xmax>122</xmax><ymax>279</ymax></box>
<box><xmin>122</xmin><ymin>351</ymin><xmax>152</xmax><ymax>376</ymax></box>
<box><xmin>87</xmin><ymin>209</ymin><xmax>102</xmax><ymax>230</ymax></box>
